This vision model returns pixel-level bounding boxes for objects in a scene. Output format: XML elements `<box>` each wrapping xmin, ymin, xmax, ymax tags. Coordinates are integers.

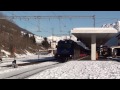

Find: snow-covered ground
<box><xmin>28</xmin><ymin>60</ymin><xmax>120</xmax><ymax>79</ymax></box>
<box><xmin>2</xmin><ymin>51</ymin><xmax>54</xmax><ymax>62</ymax></box>
<box><xmin>1</xmin><ymin>51</ymin><xmax>120</xmax><ymax>79</ymax></box>
<box><xmin>0</xmin><ymin>52</ymin><xmax>55</xmax><ymax>72</ymax></box>
<box><xmin>0</xmin><ymin>61</ymin><xmax>58</xmax><ymax>79</ymax></box>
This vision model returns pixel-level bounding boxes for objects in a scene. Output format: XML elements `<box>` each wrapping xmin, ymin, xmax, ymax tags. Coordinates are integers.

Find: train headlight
<box><xmin>70</xmin><ymin>55</ymin><xmax>72</xmax><ymax>57</ymax></box>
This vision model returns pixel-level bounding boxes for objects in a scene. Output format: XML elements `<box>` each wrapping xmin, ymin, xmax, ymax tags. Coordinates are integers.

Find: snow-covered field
<box><xmin>28</xmin><ymin>60</ymin><xmax>120</xmax><ymax>79</ymax></box>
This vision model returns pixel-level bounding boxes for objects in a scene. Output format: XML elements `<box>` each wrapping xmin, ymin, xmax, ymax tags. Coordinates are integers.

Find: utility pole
<box><xmin>51</xmin><ymin>28</ymin><xmax>55</xmax><ymax>49</ymax></box>
<box><xmin>69</xmin><ymin>31</ymin><xmax>71</xmax><ymax>39</ymax></box>
<box><xmin>93</xmin><ymin>15</ymin><xmax>96</xmax><ymax>27</ymax></box>
<box><xmin>52</xmin><ymin>28</ymin><xmax>54</xmax><ymax>42</ymax></box>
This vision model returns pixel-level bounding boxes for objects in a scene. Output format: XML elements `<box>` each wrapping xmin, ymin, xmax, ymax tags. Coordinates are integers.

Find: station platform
<box><xmin>71</xmin><ymin>27</ymin><xmax>118</xmax><ymax>60</ymax></box>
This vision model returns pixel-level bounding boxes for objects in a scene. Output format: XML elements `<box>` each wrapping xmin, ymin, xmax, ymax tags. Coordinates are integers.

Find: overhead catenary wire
<box><xmin>1</xmin><ymin>15</ymin><xmax>119</xmax><ymax>31</ymax></box>
<box><xmin>2</xmin><ymin>15</ymin><xmax>118</xmax><ymax>36</ymax></box>
<box><xmin>37</xmin><ymin>19</ymin><xmax>41</xmax><ymax>32</ymax></box>
<box><xmin>0</xmin><ymin>15</ymin><xmax>95</xmax><ymax>20</ymax></box>
<box><xmin>51</xmin><ymin>11</ymin><xmax>66</xmax><ymax>32</ymax></box>
<box><xmin>96</xmin><ymin>18</ymin><xmax>118</xmax><ymax>26</ymax></box>
<box><xmin>0</xmin><ymin>15</ymin><xmax>96</xmax><ymax>29</ymax></box>
<box><xmin>48</xmin><ymin>12</ymin><xmax>70</xmax><ymax>35</ymax></box>
<box><xmin>1</xmin><ymin>15</ymin><xmax>120</xmax><ymax>22</ymax></box>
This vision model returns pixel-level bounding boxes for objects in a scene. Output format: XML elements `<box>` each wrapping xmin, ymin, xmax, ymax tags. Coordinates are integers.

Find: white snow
<box><xmin>1</xmin><ymin>49</ymin><xmax>10</xmax><ymax>57</ymax></box>
<box><xmin>28</xmin><ymin>60</ymin><xmax>120</xmax><ymax>79</ymax></box>
<box><xmin>20</xmin><ymin>33</ymin><xmax>44</xmax><ymax>44</ymax></box>
<box><xmin>28</xmin><ymin>34</ymin><xmax>33</xmax><ymax>37</ymax></box>
<box><xmin>21</xmin><ymin>31</ymin><xmax>26</xmax><ymax>35</ymax></box>
<box><xmin>1</xmin><ymin>49</ymin><xmax>10</xmax><ymax>56</ymax></box>
<box><xmin>34</xmin><ymin>35</ymin><xmax>44</xmax><ymax>44</ymax></box>
<box><xmin>0</xmin><ymin>49</ymin><xmax>56</xmax><ymax>79</ymax></box>
<box><xmin>1</xmin><ymin>52</ymin><xmax>120</xmax><ymax>79</ymax></box>
<box><xmin>47</xmin><ymin>35</ymin><xmax>77</xmax><ymax>42</ymax></box>
<box><xmin>0</xmin><ymin>61</ymin><xmax>57</xmax><ymax>79</ymax></box>
<box><xmin>0</xmin><ymin>52</ymin><xmax>54</xmax><ymax>73</ymax></box>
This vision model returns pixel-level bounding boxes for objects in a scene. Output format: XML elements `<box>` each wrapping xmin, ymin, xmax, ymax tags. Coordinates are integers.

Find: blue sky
<box><xmin>1</xmin><ymin>11</ymin><xmax>120</xmax><ymax>37</ymax></box>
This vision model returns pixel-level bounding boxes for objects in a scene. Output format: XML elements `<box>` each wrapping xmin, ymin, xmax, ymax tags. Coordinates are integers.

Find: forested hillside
<box><xmin>0</xmin><ymin>13</ymin><xmax>43</xmax><ymax>57</ymax></box>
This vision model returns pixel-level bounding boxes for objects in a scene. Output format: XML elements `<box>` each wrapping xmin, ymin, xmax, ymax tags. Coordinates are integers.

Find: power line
<box><xmin>93</xmin><ymin>15</ymin><xmax>96</xmax><ymax>27</ymax></box>
<box><xmin>0</xmin><ymin>15</ymin><xmax>96</xmax><ymax>36</ymax></box>
<box><xmin>96</xmin><ymin>17</ymin><xmax>119</xmax><ymax>19</ymax></box>
<box><xmin>52</xmin><ymin>12</ymin><xmax>68</xmax><ymax>31</ymax></box>
<box><xmin>0</xmin><ymin>15</ymin><xmax>94</xmax><ymax>19</ymax></box>
<box><xmin>0</xmin><ymin>15</ymin><xmax>96</xmax><ymax>28</ymax></box>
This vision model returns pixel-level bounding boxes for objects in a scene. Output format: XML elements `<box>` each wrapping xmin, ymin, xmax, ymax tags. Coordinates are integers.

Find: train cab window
<box><xmin>58</xmin><ymin>44</ymin><xmax>71</xmax><ymax>49</ymax></box>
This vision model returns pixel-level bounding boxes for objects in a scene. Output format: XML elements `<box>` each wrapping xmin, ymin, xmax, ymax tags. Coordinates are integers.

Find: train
<box><xmin>109</xmin><ymin>46</ymin><xmax>120</xmax><ymax>58</ymax></box>
<box><xmin>97</xmin><ymin>45</ymin><xmax>120</xmax><ymax>59</ymax></box>
<box><xmin>55</xmin><ymin>40</ymin><xmax>89</xmax><ymax>62</ymax></box>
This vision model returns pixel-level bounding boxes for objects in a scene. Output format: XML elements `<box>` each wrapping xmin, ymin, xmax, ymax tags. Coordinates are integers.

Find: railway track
<box><xmin>0</xmin><ymin>57</ymin><xmax>57</xmax><ymax>69</ymax></box>
<box><xmin>0</xmin><ymin>61</ymin><xmax>61</xmax><ymax>79</ymax></box>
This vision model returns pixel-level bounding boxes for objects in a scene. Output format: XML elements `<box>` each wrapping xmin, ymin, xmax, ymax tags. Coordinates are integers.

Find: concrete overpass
<box><xmin>71</xmin><ymin>28</ymin><xmax>118</xmax><ymax>60</ymax></box>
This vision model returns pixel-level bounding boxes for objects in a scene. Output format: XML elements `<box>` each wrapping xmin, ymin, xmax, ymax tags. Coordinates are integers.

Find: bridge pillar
<box><xmin>91</xmin><ymin>34</ymin><xmax>96</xmax><ymax>60</ymax></box>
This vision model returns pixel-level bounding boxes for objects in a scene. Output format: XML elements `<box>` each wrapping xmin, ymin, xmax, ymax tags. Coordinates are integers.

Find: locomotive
<box><xmin>55</xmin><ymin>39</ymin><xmax>89</xmax><ymax>62</ymax></box>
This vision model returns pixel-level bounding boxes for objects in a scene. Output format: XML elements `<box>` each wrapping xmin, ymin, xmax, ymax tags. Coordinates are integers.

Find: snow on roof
<box><xmin>73</xmin><ymin>27</ymin><xmax>116</xmax><ymax>29</ymax></box>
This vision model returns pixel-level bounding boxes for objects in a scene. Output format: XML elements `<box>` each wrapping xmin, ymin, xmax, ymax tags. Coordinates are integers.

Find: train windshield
<box><xmin>58</xmin><ymin>44</ymin><xmax>72</xmax><ymax>49</ymax></box>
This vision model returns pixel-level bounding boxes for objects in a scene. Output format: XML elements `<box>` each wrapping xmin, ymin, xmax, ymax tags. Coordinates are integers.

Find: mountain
<box><xmin>0</xmin><ymin>18</ymin><xmax>44</xmax><ymax>57</ymax></box>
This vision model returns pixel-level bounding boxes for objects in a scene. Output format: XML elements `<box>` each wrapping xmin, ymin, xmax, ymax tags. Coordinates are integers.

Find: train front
<box><xmin>55</xmin><ymin>40</ymin><xmax>74</xmax><ymax>61</ymax></box>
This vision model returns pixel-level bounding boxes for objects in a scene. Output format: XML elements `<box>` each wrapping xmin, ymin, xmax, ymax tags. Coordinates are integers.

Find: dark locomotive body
<box><xmin>55</xmin><ymin>40</ymin><xmax>88</xmax><ymax>62</ymax></box>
